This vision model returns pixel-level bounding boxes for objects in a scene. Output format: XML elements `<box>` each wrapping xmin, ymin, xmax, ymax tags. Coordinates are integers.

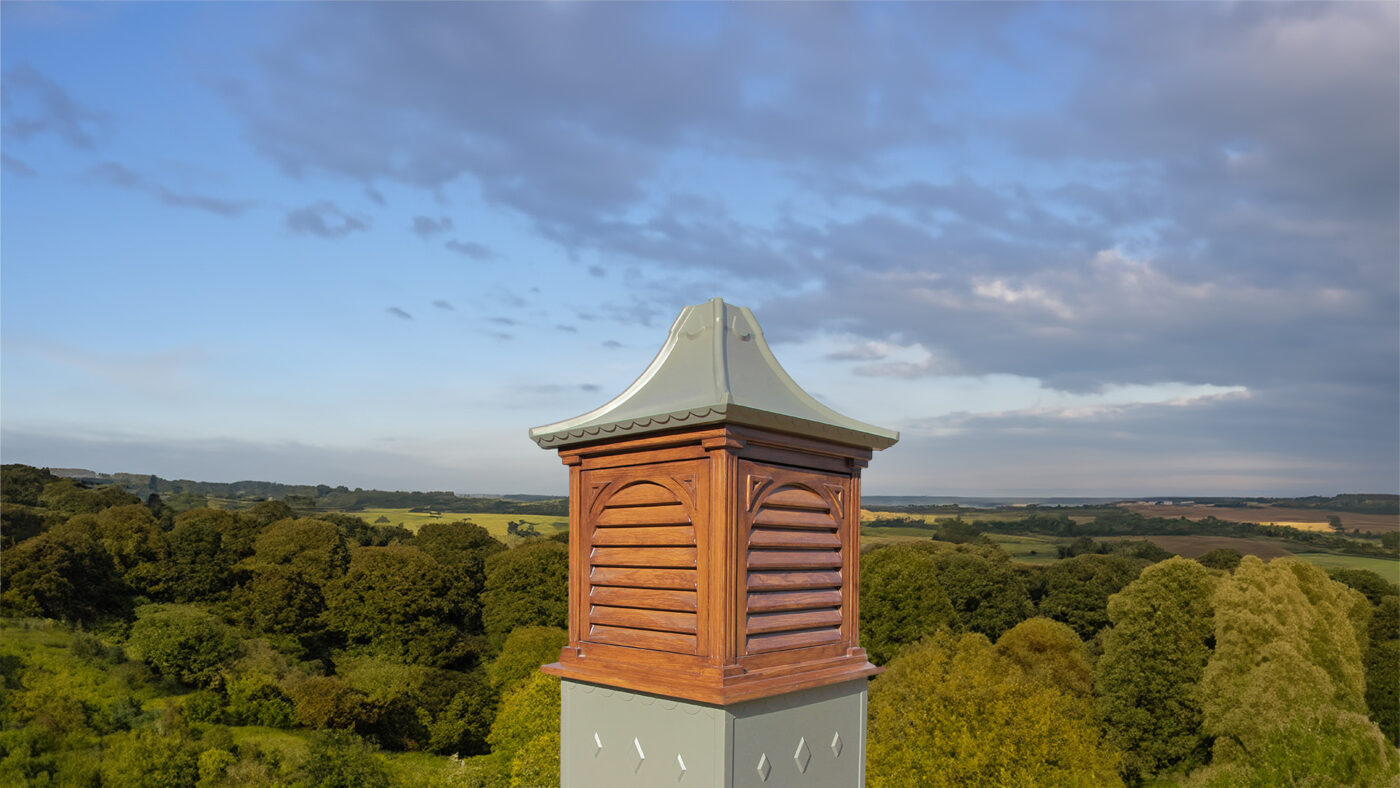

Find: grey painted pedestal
<box><xmin>560</xmin><ymin>679</ymin><xmax>868</xmax><ymax>788</ymax></box>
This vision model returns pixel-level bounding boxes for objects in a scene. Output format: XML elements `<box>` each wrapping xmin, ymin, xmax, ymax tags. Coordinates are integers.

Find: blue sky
<box><xmin>3</xmin><ymin>2</ymin><xmax>1396</xmax><ymax>496</ymax></box>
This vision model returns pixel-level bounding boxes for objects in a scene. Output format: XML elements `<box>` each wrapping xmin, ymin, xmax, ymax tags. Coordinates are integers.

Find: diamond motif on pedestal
<box><xmin>757</xmin><ymin>753</ymin><xmax>772</xmax><ymax>782</ymax></box>
<box><xmin>676</xmin><ymin>754</ymin><xmax>687</xmax><ymax>781</ymax></box>
<box><xmin>794</xmin><ymin>737</ymin><xmax>811</xmax><ymax>773</ymax></box>
<box><xmin>633</xmin><ymin>738</ymin><xmax>646</xmax><ymax>773</ymax></box>
<box><xmin>831</xmin><ymin>731</ymin><xmax>843</xmax><ymax>758</ymax></box>
<box><xmin>593</xmin><ymin>732</ymin><xmax>603</xmax><ymax>756</ymax></box>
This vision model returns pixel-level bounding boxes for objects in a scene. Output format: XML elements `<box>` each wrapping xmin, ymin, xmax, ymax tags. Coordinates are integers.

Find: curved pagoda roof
<box><xmin>530</xmin><ymin>297</ymin><xmax>899</xmax><ymax>451</ymax></box>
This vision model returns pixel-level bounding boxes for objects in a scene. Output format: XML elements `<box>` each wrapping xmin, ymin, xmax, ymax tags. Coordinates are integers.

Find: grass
<box><xmin>1288</xmin><ymin>552</ymin><xmax>1400</xmax><ymax>578</ymax></box>
<box><xmin>984</xmin><ymin>533</ymin><xmax>1065</xmax><ymax>564</ymax></box>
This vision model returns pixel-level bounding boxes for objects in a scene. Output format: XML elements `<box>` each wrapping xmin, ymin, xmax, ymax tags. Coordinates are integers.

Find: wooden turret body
<box><xmin>532</xmin><ymin>298</ymin><xmax>897</xmax><ymax>706</ymax></box>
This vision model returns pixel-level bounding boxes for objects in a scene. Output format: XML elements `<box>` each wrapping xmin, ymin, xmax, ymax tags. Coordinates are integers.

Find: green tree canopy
<box><xmin>1194</xmin><ymin>548</ymin><xmax>1243</xmax><ymax>571</ymax></box>
<box><xmin>480</xmin><ymin>540</ymin><xmax>568</xmax><ymax>651</ymax></box>
<box><xmin>1364</xmin><ymin>595</ymin><xmax>1399</xmax><ymax>745</ymax></box>
<box><xmin>245</xmin><ymin>517</ymin><xmax>349</xmax><ymax>584</ymax></box>
<box><xmin>1096</xmin><ymin>556</ymin><xmax>1220</xmax><ymax>783</ymax></box>
<box><xmin>414</xmin><ymin>520</ymin><xmax>506</xmax><ymax>633</ymax></box>
<box><xmin>928</xmin><ymin>545</ymin><xmax>1033</xmax><ymax>639</ymax></box>
<box><xmin>487</xmin><ymin>672</ymin><xmax>561</xmax><ymax>788</ymax></box>
<box><xmin>489</xmin><ymin>626</ymin><xmax>568</xmax><ymax>695</ymax></box>
<box><xmin>1191</xmin><ymin>557</ymin><xmax>1396</xmax><ymax>786</ymax></box>
<box><xmin>0</xmin><ymin>530</ymin><xmax>126</xmax><ymax>621</ymax></box>
<box><xmin>322</xmin><ymin>545</ymin><xmax>470</xmax><ymax>667</ymax></box>
<box><xmin>859</xmin><ymin>544</ymin><xmax>961</xmax><ymax>665</ymax></box>
<box><xmin>1</xmin><ymin>464</ymin><xmax>59</xmax><ymax>506</ymax></box>
<box><xmin>866</xmin><ymin>630</ymin><xmax>1122</xmax><ymax>787</ymax></box>
<box><xmin>128</xmin><ymin>605</ymin><xmax>240</xmax><ymax>688</ymax></box>
<box><xmin>994</xmin><ymin>617</ymin><xmax>1093</xmax><ymax>697</ymax></box>
<box><xmin>1037</xmin><ymin>553</ymin><xmax>1144</xmax><ymax>640</ymax></box>
<box><xmin>227</xmin><ymin>566</ymin><xmax>327</xmax><ymax>643</ymax></box>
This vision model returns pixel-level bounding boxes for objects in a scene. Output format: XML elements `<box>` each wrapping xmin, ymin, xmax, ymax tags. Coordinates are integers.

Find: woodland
<box><xmin>0</xmin><ymin>463</ymin><xmax>1397</xmax><ymax>787</ymax></box>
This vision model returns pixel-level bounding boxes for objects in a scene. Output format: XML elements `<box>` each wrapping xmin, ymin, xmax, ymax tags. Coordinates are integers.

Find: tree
<box><xmin>1096</xmin><ymin>557</ymin><xmax>1220</xmax><ymax>783</ymax></box>
<box><xmin>227</xmin><ymin>566</ymin><xmax>327</xmax><ymax>643</ymax></box>
<box><xmin>1038</xmin><ymin>553</ymin><xmax>1144</xmax><ymax>640</ymax></box>
<box><xmin>151</xmin><ymin>516</ymin><xmax>234</xmax><ymax>602</ymax></box>
<box><xmin>866</xmin><ymin>630</ymin><xmax>1122</xmax><ymax>787</ymax></box>
<box><xmin>480</xmin><ymin>540</ymin><xmax>568</xmax><ymax>651</ymax></box>
<box><xmin>426</xmin><ymin>669</ymin><xmax>496</xmax><ymax>756</ymax></box>
<box><xmin>489</xmin><ymin>626</ymin><xmax>568</xmax><ymax>695</ymax></box>
<box><xmin>245</xmin><ymin>517</ymin><xmax>349</xmax><ymax>584</ymax></box>
<box><xmin>929</xmin><ymin>546</ymin><xmax>1033</xmax><ymax>639</ymax></box>
<box><xmin>859</xmin><ymin>544</ymin><xmax>961</xmax><ymax>665</ymax></box>
<box><xmin>297</xmin><ymin>730</ymin><xmax>391</xmax><ymax>788</ymax></box>
<box><xmin>1194</xmin><ymin>548</ymin><xmax>1242</xmax><ymax>571</ymax></box>
<box><xmin>0</xmin><ymin>503</ymin><xmax>48</xmax><ymax>549</ymax></box>
<box><xmin>322</xmin><ymin>545</ymin><xmax>470</xmax><ymax>667</ymax></box>
<box><xmin>1189</xmin><ymin>557</ymin><xmax>1396</xmax><ymax>785</ymax></box>
<box><xmin>1329</xmin><ymin>568</ymin><xmax>1400</xmax><ymax>606</ymax></box>
<box><xmin>128</xmin><ymin>605</ymin><xmax>240</xmax><ymax>688</ymax></box>
<box><xmin>1365</xmin><ymin>595</ymin><xmax>1399</xmax><ymax>745</ymax></box>
<box><xmin>488</xmin><ymin>672</ymin><xmax>561</xmax><ymax>788</ymax></box>
<box><xmin>1</xmin><ymin>464</ymin><xmax>59</xmax><ymax>506</ymax></box>
<box><xmin>414</xmin><ymin>520</ymin><xmax>506</xmax><ymax>633</ymax></box>
<box><xmin>98</xmin><ymin>730</ymin><xmax>198</xmax><ymax>788</ymax></box>
<box><xmin>286</xmin><ymin>675</ymin><xmax>370</xmax><ymax>731</ymax></box>
<box><xmin>994</xmin><ymin>617</ymin><xmax>1093</xmax><ymax>697</ymax></box>
<box><xmin>0</xmin><ymin>531</ymin><xmax>126</xmax><ymax>621</ymax></box>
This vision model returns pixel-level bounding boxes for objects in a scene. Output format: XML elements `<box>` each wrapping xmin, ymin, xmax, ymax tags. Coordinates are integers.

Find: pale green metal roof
<box><xmin>530</xmin><ymin>298</ymin><xmax>899</xmax><ymax>450</ymax></box>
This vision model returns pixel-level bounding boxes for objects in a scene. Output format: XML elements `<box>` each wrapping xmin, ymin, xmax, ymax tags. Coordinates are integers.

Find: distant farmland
<box><xmin>1119</xmin><ymin>503</ymin><xmax>1399</xmax><ymax>533</ymax></box>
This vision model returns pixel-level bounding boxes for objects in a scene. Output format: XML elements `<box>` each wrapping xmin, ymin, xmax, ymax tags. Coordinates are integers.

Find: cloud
<box><xmin>385</xmin><ymin>307</ymin><xmax>413</xmax><ymax>320</ymax></box>
<box><xmin>2</xmin><ymin>154</ymin><xmax>37</xmax><ymax>177</ymax></box>
<box><xmin>285</xmin><ymin>201</ymin><xmax>369</xmax><ymax>237</ymax></box>
<box><xmin>444</xmin><ymin>239</ymin><xmax>495</xmax><ymax>260</ymax></box>
<box><xmin>602</xmin><ymin>340</ymin><xmax>622</xmax><ymax>349</ymax></box>
<box><xmin>555</xmin><ymin>324</ymin><xmax>578</xmax><ymax>333</ymax></box>
<box><xmin>84</xmin><ymin>161</ymin><xmax>254</xmax><ymax>216</ymax></box>
<box><xmin>488</xmin><ymin>317</ymin><xmax>516</xmax><ymax>326</ymax></box>
<box><xmin>432</xmin><ymin>300</ymin><xmax>454</xmax><ymax>311</ymax></box>
<box><xmin>412</xmin><ymin>215</ymin><xmax>453</xmax><ymax>238</ymax></box>
<box><xmin>2</xmin><ymin>63</ymin><xmax>109</xmax><ymax>148</ymax></box>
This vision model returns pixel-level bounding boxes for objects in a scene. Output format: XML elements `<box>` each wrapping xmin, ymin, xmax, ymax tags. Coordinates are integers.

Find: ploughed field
<box><xmin>1120</xmin><ymin>503</ymin><xmax>1399</xmax><ymax>533</ymax></box>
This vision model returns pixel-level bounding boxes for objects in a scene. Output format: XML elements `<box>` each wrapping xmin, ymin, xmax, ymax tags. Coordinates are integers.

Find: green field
<box><xmin>346</xmin><ymin>508</ymin><xmax>569</xmax><ymax>541</ymax></box>
<box><xmin>1288</xmin><ymin>552</ymin><xmax>1400</xmax><ymax>578</ymax></box>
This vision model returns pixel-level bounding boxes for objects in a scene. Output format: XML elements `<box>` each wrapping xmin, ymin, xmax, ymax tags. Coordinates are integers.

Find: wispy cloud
<box><xmin>444</xmin><ymin>239</ymin><xmax>495</xmax><ymax>260</ymax></box>
<box><xmin>2</xmin><ymin>63</ymin><xmax>109</xmax><ymax>148</ymax></box>
<box><xmin>412</xmin><ymin>215</ymin><xmax>453</xmax><ymax>238</ymax></box>
<box><xmin>385</xmin><ymin>307</ymin><xmax>413</xmax><ymax>320</ymax></box>
<box><xmin>85</xmin><ymin>161</ymin><xmax>254</xmax><ymax>216</ymax></box>
<box><xmin>285</xmin><ymin>201</ymin><xmax>368</xmax><ymax>237</ymax></box>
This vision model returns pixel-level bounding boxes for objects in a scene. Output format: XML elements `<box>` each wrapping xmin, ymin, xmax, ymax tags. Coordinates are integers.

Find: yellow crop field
<box><xmin>342</xmin><ymin>509</ymin><xmax>568</xmax><ymax>541</ymax></box>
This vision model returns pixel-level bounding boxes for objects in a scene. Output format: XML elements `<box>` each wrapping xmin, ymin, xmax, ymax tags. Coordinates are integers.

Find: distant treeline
<box><xmin>43</xmin><ymin>470</ymin><xmax>569</xmax><ymax>516</ymax></box>
<box><xmin>881</xmin><ymin>493</ymin><xmax>1399</xmax><ymax>516</ymax></box>
<box><xmin>866</xmin><ymin>509</ymin><xmax>1399</xmax><ymax>558</ymax></box>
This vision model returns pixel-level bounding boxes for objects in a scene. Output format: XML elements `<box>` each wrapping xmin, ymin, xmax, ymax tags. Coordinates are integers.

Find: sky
<box><xmin>2</xmin><ymin>2</ymin><xmax>1396</xmax><ymax>497</ymax></box>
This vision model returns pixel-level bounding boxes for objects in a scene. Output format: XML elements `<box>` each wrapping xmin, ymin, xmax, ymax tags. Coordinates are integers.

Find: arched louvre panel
<box><xmin>745</xmin><ymin>484</ymin><xmax>843</xmax><ymax>654</ymax></box>
<box><xmin>587</xmin><ymin>480</ymin><xmax>698</xmax><ymax>655</ymax></box>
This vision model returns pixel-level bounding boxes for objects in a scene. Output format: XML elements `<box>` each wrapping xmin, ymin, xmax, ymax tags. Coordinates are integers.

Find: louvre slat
<box><xmin>748</xmin><ymin>529</ymin><xmax>841</xmax><ymax>550</ymax></box>
<box><xmin>746</xmin><ymin>570</ymin><xmax>842</xmax><ymax>590</ymax></box>
<box><xmin>590</xmin><ymin>586</ymin><xmax>697</xmax><ymax>612</ymax></box>
<box><xmin>761</xmin><ymin>488</ymin><xmax>830</xmax><ymax>511</ymax></box>
<box><xmin>747</xmin><ymin>550</ymin><xmax>843</xmax><ymax>570</ymax></box>
<box><xmin>591</xmin><ymin>605</ymin><xmax>697</xmax><ymax>635</ymax></box>
<box><xmin>606</xmin><ymin>484</ymin><xmax>678</xmax><ymax>507</ymax></box>
<box><xmin>591</xmin><ymin>567</ymin><xmax>697</xmax><ymax>590</ymax></box>
<box><xmin>592</xmin><ymin>526</ymin><xmax>695</xmax><ymax>547</ymax></box>
<box><xmin>592</xmin><ymin>547</ymin><xmax>696</xmax><ymax>568</ymax></box>
<box><xmin>588</xmin><ymin>624</ymin><xmax>697</xmax><ymax>654</ymax></box>
<box><xmin>746</xmin><ymin>608</ymin><xmax>842</xmax><ymax>635</ymax></box>
<box><xmin>746</xmin><ymin>589</ymin><xmax>842</xmax><ymax>613</ymax></box>
<box><xmin>752</xmin><ymin>508</ymin><xmax>837</xmax><ymax>530</ymax></box>
<box><xmin>745</xmin><ymin>627</ymin><xmax>843</xmax><ymax>653</ymax></box>
<box><xmin>597</xmin><ymin>504</ymin><xmax>690</xmax><ymax>526</ymax></box>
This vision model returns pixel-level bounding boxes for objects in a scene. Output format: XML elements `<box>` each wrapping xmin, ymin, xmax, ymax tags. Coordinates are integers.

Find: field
<box><xmin>343</xmin><ymin>508</ymin><xmax>569</xmax><ymax>540</ymax></box>
<box><xmin>1120</xmin><ymin>503</ymin><xmax>1399</xmax><ymax>533</ymax></box>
